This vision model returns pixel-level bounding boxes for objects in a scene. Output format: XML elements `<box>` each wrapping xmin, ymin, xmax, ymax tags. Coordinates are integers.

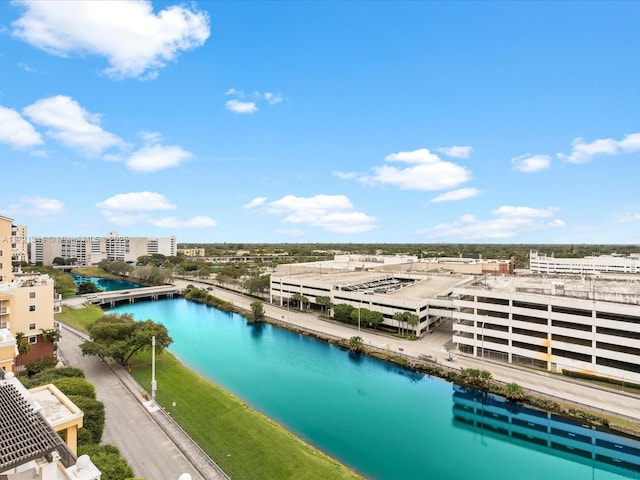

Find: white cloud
<box><xmin>360</xmin><ymin>148</ymin><xmax>472</xmax><ymax>191</ymax></box>
<box><xmin>558</xmin><ymin>131</ymin><xmax>640</xmax><ymax>164</ymax></box>
<box><xmin>512</xmin><ymin>154</ymin><xmax>551</xmax><ymax>173</ymax></box>
<box><xmin>244</xmin><ymin>197</ymin><xmax>267</xmax><ymax>209</ymax></box>
<box><xmin>23</xmin><ymin>196</ymin><xmax>64</xmax><ymax>217</ymax></box>
<box><xmin>424</xmin><ymin>205</ymin><xmax>564</xmax><ymax>240</ymax></box>
<box><xmin>437</xmin><ymin>145</ymin><xmax>473</xmax><ymax>159</ymax></box>
<box><xmin>618</xmin><ymin>213</ymin><xmax>640</xmax><ymax>223</ymax></box>
<box><xmin>96</xmin><ymin>192</ymin><xmax>176</xmax><ymax>212</ymax></box>
<box><xmin>126</xmin><ymin>144</ymin><xmax>192</xmax><ymax>172</ymax></box>
<box><xmin>225</xmin><ymin>88</ymin><xmax>285</xmax><ymax>113</ymax></box>
<box><xmin>249</xmin><ymin>194</ymin><xmax>377</xmax><ymax>234</ymax></box>
<box><xmin>148</xmin><ymin>216</ymin><xmax>216</xmax><ymax>228</ymax></box>
<box><xmin>0</xmin><ymin>105</ymin><xmax>42</xmax><ymax>148</ymax></box>
<box><xmin>12</xmin><ymin>0</ymin><xmax>210</xmax><ymax>79</ymax></box>
<box><xmin>23</xmin><ymin>95</ymin><xmax>123</xmax><ymax>155</ymax></box>
<box><xmin>96</xmin><ymin>192</ymin><xmax>214</xmax><ymax>228</ymax></box>
<box><xmin>225</xmin><ymin>100</ymin><xmax>258</xmax><ymax>114</ymax></box>
<box><xmin>385</xmin><ymin>148</ymin><xmax>441</xmax><ymax>164</ymax></box>
<box><xmin>431</xmin><ymin>188</ymin><xmax>480</xmax><ymax>203</ymax></box>
<box><xmin>139</xmin><ymin>130</ymin><xmax>162</xmax><ymax>144</ymax></box>
<box><xmin>264</xmin><ymin>92</ymin><xmax>283</xmax><ymax>105</ymax></box>
<box><xmin>332</xmin><ymin>170</ymin><xmax>359</xmax><ymax>180</ymax></box>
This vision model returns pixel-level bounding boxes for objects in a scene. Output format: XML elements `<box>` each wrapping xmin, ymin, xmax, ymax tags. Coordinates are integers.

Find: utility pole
<box><xmin>151</xmin><ymin>336</ymin><xmax>157</xmax><ymax>404</ymax></box>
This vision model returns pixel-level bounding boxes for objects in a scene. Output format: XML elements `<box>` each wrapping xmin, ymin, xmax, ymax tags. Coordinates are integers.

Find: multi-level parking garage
<box><xmin>452</xmin><ymin>274</ymin><xmax>640</xmax><ymax>384</ymax></box>
<box><xmin>269</xmin><ymin>254</ymin><xmax>640</xmax><ymax>384</ymax></box>
<box><xmin>269</xmin><ymin>255</ymin><xmax>468</xmax><ymax>336</ymax></box>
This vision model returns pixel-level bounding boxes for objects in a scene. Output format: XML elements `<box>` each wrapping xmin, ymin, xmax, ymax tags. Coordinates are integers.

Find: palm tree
<box><xmin>393</xmin><ymin>312</ymin><xmax>405</xmax><ymax>336</ymax></box>
<box><xmin>406</xmin><ymin>313</ymin><xmax>419</xmax><ymax>337</ymax></box>
<box><xmin>349</xmin><ymin>336</ymin><xmax>364</xmax><ymax>353</ymax></box>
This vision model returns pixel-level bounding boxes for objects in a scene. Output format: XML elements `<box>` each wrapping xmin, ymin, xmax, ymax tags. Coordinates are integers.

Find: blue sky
<box><xmin>1</xmin><ymin>1</ymin><xmax>639</xmax><ymax>244</ymax></box>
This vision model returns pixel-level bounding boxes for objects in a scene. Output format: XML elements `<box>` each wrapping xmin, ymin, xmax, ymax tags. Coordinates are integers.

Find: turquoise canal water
<box><xmin>109</xmin><ymin>298</ymin><xmax>640</xmax><ymax>480</ymax></box>
<box><xmin>73</xmin><ymin>274</ymin><xmax>143</xmax><ymax>292</ymax></box>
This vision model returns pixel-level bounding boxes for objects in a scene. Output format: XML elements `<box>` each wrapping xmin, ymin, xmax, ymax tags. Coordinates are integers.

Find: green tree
<box><xmin>80</xmin><ymin>314</ymin><xmax>172</xmax><ymax>367</ymax></box>
<box><xmin>333</xmin><ymin>303</ymin><xmax>355</xmax><ymax>323</ymax></box>
<box><xmin>244</xmin><ymin>274</ymin><xmax>271</xmax><ymax>297</ymax></box>
<box><xmin>291</xmin><ymin>293</ymin><xmax>309</xmax><ymax>310</ymax></box>
<box><xmin>250</xmin><ymin>300</ymin><xmax>265</xmax><ymax>323</ymax></box>
<box><xmin>77</xmin><ymin>281</ymin><xmax>102</xmax><ymax>295</ymax></box>
<box><xmin>393</xmin><ymin>312</ymin><xmax>406</xmax><ymax>336</ymax></box>
<box><xmin>315</xmin><ymin>296</ymin><xmax>333</xmax><ymax>316</ymax></box>
<box><xmin>25</xmin><ymin>356</ymin><xmax>58</xmax><ymax>377</ymax></box>
<box><xmin>367</xmin><ymin>310</ymin><xmax>384</xmax><ymax>329</ymax></box>
<box><xmin>406</xmin><ymin>313</ymin><xmax>419</xmax><ymax>337</ymax></box>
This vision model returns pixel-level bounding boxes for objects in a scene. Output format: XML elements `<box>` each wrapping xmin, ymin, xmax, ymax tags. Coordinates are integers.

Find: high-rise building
<box><xmin>30</xmin><ymin>232</ymin><xmax>177</xmax><ymax>266</ymax></box>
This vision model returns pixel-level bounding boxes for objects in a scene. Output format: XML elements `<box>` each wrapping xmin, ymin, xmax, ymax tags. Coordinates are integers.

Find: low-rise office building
<box><xmin>452</xmin><ymin>274</ymin><xmax>640</xmax><ymax>384</ymax></box>
<box><xmin>529</xmin><ymin>250</ymin><xmax>640</xmax><ymax>274</ymax></box>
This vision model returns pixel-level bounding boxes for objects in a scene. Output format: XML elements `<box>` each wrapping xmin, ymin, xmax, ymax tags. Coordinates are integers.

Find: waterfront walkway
<box><xmin>177</xmin><ymin>280</ymin><xmax>640</xmax><ymax>426</ymax></box>
<box><xmin>57</xmin><ymin>321</ymin><xmax>230</xmax><ymax>480</ymax></box>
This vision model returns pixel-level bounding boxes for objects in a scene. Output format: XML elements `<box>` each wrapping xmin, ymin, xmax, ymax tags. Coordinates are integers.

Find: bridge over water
<box><xmin>82</xmin><ymin>285</ymin><xmax>181</xmax><ymax>307</ymax></box>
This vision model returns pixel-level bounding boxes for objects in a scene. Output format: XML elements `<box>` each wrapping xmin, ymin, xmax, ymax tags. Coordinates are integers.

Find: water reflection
<box><xmin>452</xmin><ymin>384</ymin><xmax>640</xmax><ymax>478</ymax></box>
<box><xmin>72</xmin><ymin>274</ymin><xmax>143</xmax><ymax>292</ymax></box>
<box><xmin>248</xmin><ymin>322</ymin><xmax>265</xmax><ymax>339</ymax></box>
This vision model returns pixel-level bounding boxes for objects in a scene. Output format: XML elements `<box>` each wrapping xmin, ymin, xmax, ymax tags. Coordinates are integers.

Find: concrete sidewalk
<box><xmin>57</xmin><ymin>323</ymin><xmax>229</xmax><ymax>480</ymax></box>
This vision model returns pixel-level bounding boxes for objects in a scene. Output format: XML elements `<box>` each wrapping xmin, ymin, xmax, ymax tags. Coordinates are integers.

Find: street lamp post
<box><xmin>151</xmin><ymin>335</ymin><xmax>157</xmax><ymax>405</ymax></box>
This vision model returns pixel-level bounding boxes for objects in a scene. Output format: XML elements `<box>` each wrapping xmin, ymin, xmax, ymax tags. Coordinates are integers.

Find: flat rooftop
<box><xmin>274</xmin><ymin>264</ymin><xmax>468</xmax><ymax>301</ymax></box>
<box><xmin>458</xmin><ymin>273</ymin><xmax>640</xmax><ymax>305</ymax></box>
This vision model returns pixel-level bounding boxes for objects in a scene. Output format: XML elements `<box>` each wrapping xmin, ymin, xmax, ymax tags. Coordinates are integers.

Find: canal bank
<box><xmin>109</xmin><ymin>297</ymin><xmax>640</xmax><ymax>480</ymax></box>
<box><xmin>173</xmin><ymin>279</ymin><xmax>640</xmax><ymax>432</ymax></box>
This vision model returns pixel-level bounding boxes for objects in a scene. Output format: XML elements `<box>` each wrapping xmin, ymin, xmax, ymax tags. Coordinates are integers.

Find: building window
<box><xmin>0</xmin><ymin>263</ymin><xmax>3</xmax><ymax>269</ymax></box>
<box><xmin>29</xmin><ymin>305</ymin><xmax>36</xmax><ymax>312</ymax></box>
<box><xmin>29</xmin><ymin>322</ymin><xmax>36</xmax><ymax>330</ymax></box>
<box><xmin>0</xmin><ymin>249</ymin><xmax>3</xmax><ymax>256</ymax></box>
<box><xmin>29</xmin><ymin>292</ymin><xmax>37</xmax><ymax>299</ymax></box>
<box><xmin>28</xmin><ymin>336</ymin><xmax>37</xmax><ymax>344</ymax></box>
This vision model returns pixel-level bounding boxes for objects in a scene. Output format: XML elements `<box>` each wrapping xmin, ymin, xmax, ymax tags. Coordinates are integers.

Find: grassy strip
<box><xmin>130</xmin><ymin>352</ymin><xmax>362</xmax><ymax>480</ymax></box>
<box><xmin>71</xmin><ymin>267</ymin><xmax>122</xmax><ymax>279</ymax></box>
<box><xmin>56</xmin><ymin>305</ymin><xmax>104</xmax><ymax>331</ymax></box>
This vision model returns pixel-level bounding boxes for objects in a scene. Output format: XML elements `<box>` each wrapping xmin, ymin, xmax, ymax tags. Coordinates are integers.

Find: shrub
<box><xmin>25</xmin><ymin>356</ymin><xmax>58</xmax><ymax>377</ymax></box>
<box><xmin>53</xmin><ymin>377</ymin><xmax>96</xmax><ymax>399</ymax></box>
<box><xmin>78</xmin><ymin>443</ymin><xmax>134</xmax><ymax>480</ymax></box>
<box><xmin>69</xmin><ymin>395</ymin><xmax>105</xmax><ymax>444</ymax></box>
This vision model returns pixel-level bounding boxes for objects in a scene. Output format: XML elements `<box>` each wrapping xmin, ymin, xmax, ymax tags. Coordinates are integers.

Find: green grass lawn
<box><xmin>56</xmin><ymin>306</ymin><xmax>362</xmax><ymax>479</ymax></box>
<box><xmin>55</xmin><ymin>305</ymin><xmax>104</xmax><ymax>331</ymax></box>
<box><xmin>131</xmin><ymin>352</ymin><xmax>362</xmax><ymax>480</ymax></box>
<box><xmin>71</xmin><ymin>267</ymin><xmax>122</xmax><ymax>279</ymax></box>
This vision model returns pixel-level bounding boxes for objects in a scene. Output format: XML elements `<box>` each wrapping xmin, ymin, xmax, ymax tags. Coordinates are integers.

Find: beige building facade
<box><xmin>0</xmin><ymin>215</ymin><xmax>57</xmax><ymax>374</ymax></box>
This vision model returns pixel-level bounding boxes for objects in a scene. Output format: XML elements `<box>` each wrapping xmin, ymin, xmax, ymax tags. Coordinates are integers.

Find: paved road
<box><xmin>57</xmin><ymin>323</ymin><xmax>229</xmax><ymax>480</ymax></box>
<box><xmin>179</xmin><ymin>280</ymin><xmax>640</xmax><ymax>424</ymax></box>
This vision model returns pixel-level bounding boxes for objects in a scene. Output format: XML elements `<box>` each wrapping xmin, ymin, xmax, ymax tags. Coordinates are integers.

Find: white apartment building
<box><xmin>30</xmin><ymin>232</ymin><xmax>177</xmax><ymax>266</ymax></box>
<box><xmin>452</xmin><ymin>274</ymin><xmax>640</xmax><ymax>384</ymax></box>
<box><xmin>529</xmin><ymin>250</ymin><xmax>640</xmax><ymax>274</ymax></box>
